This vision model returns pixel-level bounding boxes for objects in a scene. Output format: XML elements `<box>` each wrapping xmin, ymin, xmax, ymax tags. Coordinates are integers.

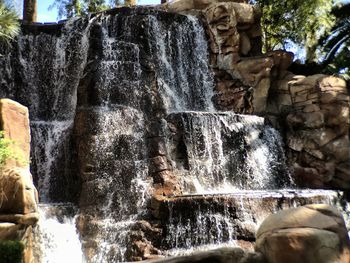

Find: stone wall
<box><xmin>269</xmin><ymin>75</ymin><xmax>350</xmax><ymax>189</ymax></box>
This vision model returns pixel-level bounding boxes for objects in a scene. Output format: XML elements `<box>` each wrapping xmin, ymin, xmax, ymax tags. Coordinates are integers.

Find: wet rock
<box><xmin>126</xmin><ymin>220</ymin><xmax>163</xmax><ymax>261</ymax></box>
<box><xmin>149</xmin><ymin>156</ymin><xmax>170</xmax><ymax>173</ymax></box>
<box><xmin>256</xmin><ymin>204</ymin><xmax>350</xmax><ymax>263</ymax></box>
<box><xmin>152</xmin><ymin>191</ymin><xmax>339</xmax><ymax>251</ymax></box>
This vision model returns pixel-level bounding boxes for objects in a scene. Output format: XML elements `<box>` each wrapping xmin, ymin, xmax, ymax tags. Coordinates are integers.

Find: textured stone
<box><xmin>165</xmin><ymin>0</ymin><xmax>195</xmax><ymax>12</ymax></box>
<box><xmin>143</xmin><ymin>247</ymin><xmax>265</xmax><ymax>263</ymax></box>
<box><xmin>257</xmin><ymin>228</ymin><xmax>347</xmax><ymax>263</ymax></box>
<box><xmin>149</xmin><ymin>156</ymin><xmax>169</xmax><ymax>173</ymax></box>
<box><xmin>0</xmin><ymin>213</ymin><xmax>39</xmax><ymax>225</ymax></box>
<box><xmin>0</xmin><ymin>222</ymin><xmax>22</xmax><ymax>240</ymax></box>
<box><xmin>256</xmin><ymin>204</ymin><xmax>350</xmax><ymax>263</ymax></box>
<box><xmin>0</xmin><ymin>99</ymin><xmax>30</xmax><ymax>168</ymax></box>
<box><xmin>0</xmin><ymin>168</ymin><xmax>38</xmax><ymax>215</ymax></box>
<box><xmin>251</xmin><ymin>78</ymin><xmax>270</xmax><ymax>113</ymax></box>
<box><xmin>281</xmin><ymin>73</ymin><xmax>350</xmax><ymax>189</ymax></box>
<box><xmin>256</xmin><ymin>204</ymin><xmax>346</xmax><ymax>237</ymax></box>
<box><xmin>240</xmin><ymin>32</ymin><xmax>251</xmax><ymax>55</ymax></box>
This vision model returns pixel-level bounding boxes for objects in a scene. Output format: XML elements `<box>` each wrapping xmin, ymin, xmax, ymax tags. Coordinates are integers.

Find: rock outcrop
<box><xmin>203</xmin><ymin>2</ymin><xmax>269</xmax><ymax>114</ymax></box>
<box><xmin>0</xmin><ymin>99</ymin><xmax>31</xmax><ymax>168</ymax></box>
<box><xmin>165</xmin><ymin>0</ymin><xmax>350</xmax><ymax>190</ymax></box>
<box><xmin>269</xmin><ymin>75</ymin><xmax>350</xmax><ymax>189</ymax></box>
<box><xmin>256</xmin><ymin>204</ymin><xmax>350</xmax><ymax>263</ymax></box>
<box><xmin>0</xmin><ymin>98</ymin><xmax>39</xmax><ymax>263</ymax></box>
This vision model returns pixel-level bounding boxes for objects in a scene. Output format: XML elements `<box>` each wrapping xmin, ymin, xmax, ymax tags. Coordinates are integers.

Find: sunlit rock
<box><xmin>256</xmin><ymin>204</ymin><xmax>350</xmax><ymax>263</ymax></box>
<box><xmin>0</xmin><ymin>99</ymin><xmax>30</xmax><ymax>168</ymax></box>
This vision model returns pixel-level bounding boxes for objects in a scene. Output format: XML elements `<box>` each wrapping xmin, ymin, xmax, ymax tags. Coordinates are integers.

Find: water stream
<box><xmin>0</xmin><ymin>6</ymin><xmax>345</xmax><ymax>263</ymax></box>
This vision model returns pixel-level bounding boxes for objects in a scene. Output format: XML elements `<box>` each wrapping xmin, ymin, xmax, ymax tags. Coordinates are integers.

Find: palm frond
<box><xmin>0</xmin><ymin>3</ymin><xmax>20</xmax><ymax>44</ymax></box>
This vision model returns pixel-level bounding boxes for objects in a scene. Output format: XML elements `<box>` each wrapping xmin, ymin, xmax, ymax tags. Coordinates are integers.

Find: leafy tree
<box><xmin>0</xmin><ymin>1</ymin><xmax>19</xmax><ymax>45</ymax></box>
<box><xmin>50</xmin><ymin>0</ymin><xmax>137</xmax><ymax>19</ymax></box>
<box><xmin>318</xmin><ymin>3</ymin><xmax>350</xmax><ymax>80</ymax></box>
<box><xmin>250</xmin><ymin>0</ymin><xmax>334</xmax><ymax>62</ymax></box>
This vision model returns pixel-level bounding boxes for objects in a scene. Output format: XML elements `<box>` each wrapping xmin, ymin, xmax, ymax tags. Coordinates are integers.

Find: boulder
<box><xmin>0</xmin><ymin>222</ymin><xmax>23</xmax><ymax>240</ymax></box>
<box><xmin>0</xmin><ymin>99</ymin><xmax>30</xmax><ymax>168</ymax></box>
<box><xmin>0</xmin><ymin>168</ymin><xmax>38</xmax><ymax>215</ymax></box>
<box><xmin>256</xmin><ymin>204</ymin><xmax>350</xmax><ymax>263</ymax></box>
<box><xmin>0</xmin><ymin>213</ymin><xmax>39</xmax><ymax>225</ymax></box>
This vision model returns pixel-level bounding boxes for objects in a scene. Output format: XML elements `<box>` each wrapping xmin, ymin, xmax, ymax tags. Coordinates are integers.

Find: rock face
<box><xmin>256</xmin><ymin>204</ymin><xmax>350</xmax><ymax>263</ymax></box>
<box><xmin>0</xmin><ymin>99</ymin><xmax>38</xmax><ymax>263</ymax></box>
<box><xmin>283</xmin><ymin>75</ymin><xmax>350</xmax><ymax>189</ymax></box>
<box><xmin>0</xmin><ymin>99</ymin><xmax>31</xmax><ymax>168</ymax></box>
<box><xmin>203</xmin><ymin>2</ymin><xmax>270</xmax><ymax>114</ymax></box>
<box><xmin>178</xmin><ymin>0</ymin><xmax>350</xmax><ymax>190</ymax></box>
<box><xmin>0</xmin><ymin>168</ymin><xmax>38</xmax><ymax>215</ymax></box>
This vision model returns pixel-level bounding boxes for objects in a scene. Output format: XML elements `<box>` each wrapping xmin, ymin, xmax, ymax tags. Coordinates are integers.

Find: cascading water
<box><xmin>161</xmin><ymin>190</ymin><xmax>341</xmax><ymax>255</ymax></box>
<box><xmin>34</xmin><ymin>204</ymin><xmax>84</xmax><ymax>263</ymax></box>
<box><xmin>30</xmin><ymin>121</ymin><xmax>74</xmax><ymax>202</ymax></box>
<box><xmin>72</xmin><ymin>9</ymin><xmax>218</xmax><ymax>262</ymax></box>
<box><xmin>149</xmin><ymin>15</ymin><xmax>215</xmax><ymax>112</ymax></box>
<box><xmin>166</xmin><ymin>112</ymin><xmax>291</xmax><ymax>194</ymax></box>
<box><xmin>76</xmin><ymin>106</ymin><xmax>151</xmax><ymax>262</ymax></box>
<box><xmin>0</xmin><ymin>17</ymin><xmax>93</xmax><ymax>262</ymax></box>
<box><xmin>0</xmin><ymin>6</ymin><xmax>345</xmax><ymax>263</ymax></box>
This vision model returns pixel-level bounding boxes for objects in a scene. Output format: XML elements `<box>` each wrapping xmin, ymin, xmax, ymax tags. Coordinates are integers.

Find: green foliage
<box><xmin>318</xmin><ymin>3</ymin><xmax>350</xmax><ymax>79</ymax></box>
<box><xmin>0</xmin><ymin>1</ymin><xmax>19</xmax><ymax>45</ymax></box>
<box><xmin>250</xmin><ymin>0</ymin><xmax>334</xmax><ymax>61</ymax></box>
<box><xmin>0</xmin><ymin>240</ymin><xmax>24</xmax><ymax>263</ymax></box>
<box><xmin>50</xmin><ymin>0</ymin><xmax>136</xmax><ymax>19</ymax></box>
<box><xmin>0</xmin><ymin>131</ymin><xmax>25</xmax><ymax>169</ymax></box>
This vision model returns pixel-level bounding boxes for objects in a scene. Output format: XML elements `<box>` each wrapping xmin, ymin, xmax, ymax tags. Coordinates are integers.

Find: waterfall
<box><xmin>6</xmin><ymin>17</ymin><xmax>94</xmax><ymax>262</ymax></box>
<box><xmin>31</xmin><ymin>121</ymin><xmax>74</xmax><ymax>202</ymax></box>
<box><xmin>71</xmin><ymin>9</ymin><xmax>217</xmax><ymax>262</ymax></box>
<box><xmin>149</xmin><ymin>15</ymin><xmax>215</xmax><ymax>112</ymax></box>
<box><xmin>76</xmin><ymin>106</ymin><xmax>151</xmax><ymax>262</ymax></box>
<box><xmin>34</xmin><ymin>204</ymin><xmax>84</xmax><ymax>263</ymax></box>
<box><xmin>166</xmin><ymin>112</ymin><xmax>292</xmax><ymax>194</ymax></box>
<box><xmin>162</xmin><ymin>190</ymin><xmax>341</xmax><ymax>255</ymax></box>
<box><xmin>0</xmin><ymin>6</ymin><xmax>345</xmax><ymax>263</ymax></box>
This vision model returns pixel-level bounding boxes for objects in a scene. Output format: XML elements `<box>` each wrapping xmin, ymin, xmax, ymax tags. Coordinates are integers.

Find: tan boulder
<box><xmin>0</xmin><ymin>222</ymin><xmax>23</xmax><ymax>240</ymax></box>
<box><xmin>0</xmin><ymin>98</ymin><xmax>30</xmax><ymax>168</ymax></box>
<box><xmin>0</xmin><ymin>168</ymin><xmax>38</xmax><ymax>215</ymax></box>
<box><xmin>0</xmin><ymin>212</ymin><xmax>39</xmax><ymax>225</ymax></box>
<box><xmin>256</xmin><ymin>204</ymin><xmax>350</xmax><ymax>263</ymax></box>
<box><xmin>165</xmin><ymin>0</ymin><xmax>194</xmax><ymax>12</ymax></box>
